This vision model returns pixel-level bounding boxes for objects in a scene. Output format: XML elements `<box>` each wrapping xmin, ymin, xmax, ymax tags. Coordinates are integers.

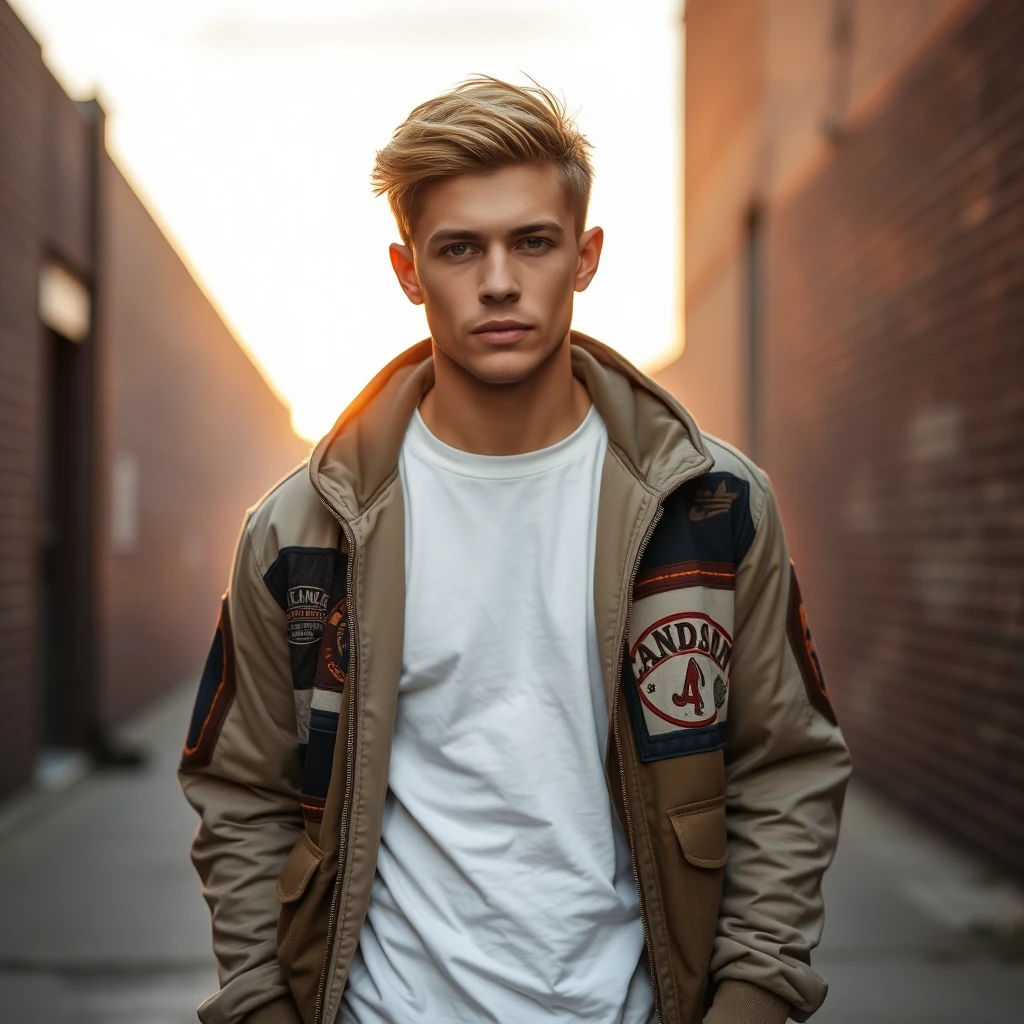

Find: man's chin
<box><xmin>462</xmin><ymin>352</ymin><xmax>552</xmax><ymax>386</ymax></box>
<box><xmin>439</xmin><ymin>336</ymin><xmax>564</xmax><ymax>386</ymax></box>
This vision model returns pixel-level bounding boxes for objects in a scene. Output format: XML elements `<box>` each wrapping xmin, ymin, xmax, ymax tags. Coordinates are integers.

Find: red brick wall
<box><xmin>763</xmin><ymin>0</ymin><xmax>1024</xmax><ymax>871</ymax></box>
<box><xmin>0</xmin><ymin>4</ymin><xmax>46</xmax><ymax>795</ymax></box>
<box><xmin>662</xmin><ymin>0</ymin><xmax>973</xmax><ymax>450</ymax></box>
<box><xmin>0</xmin><ymin>0</ymin><xmax>306</xmax><ymax>796</ymax></box>
<box><xmin>41</xmin><ymin>71</ymin><xmax>92</xmax><ymax>274</ymax></box>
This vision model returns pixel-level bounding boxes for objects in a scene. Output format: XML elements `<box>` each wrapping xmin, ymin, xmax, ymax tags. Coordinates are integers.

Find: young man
<box><xmin>180</xmin><ymin>78</ymin><xmax>850</xmax><ymax>1024</ymax></box>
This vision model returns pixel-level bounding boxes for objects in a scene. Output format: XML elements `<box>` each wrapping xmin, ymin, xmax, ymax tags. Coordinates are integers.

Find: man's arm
<box><xmin>179</xmin><ymin>515</ymin><xmax>304</xmax><ymax>1024</ymax></box>
<box><xmin>706</xmin><ymin>473</ymin><xmax>852</xmax><ymax>1024</ymax></box>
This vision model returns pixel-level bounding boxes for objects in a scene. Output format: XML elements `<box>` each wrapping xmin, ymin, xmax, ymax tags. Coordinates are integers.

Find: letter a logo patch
<box><xmin>672</xmin><ymin>658</ymin><xmax>706</xmax><ymax>717</ymax></box>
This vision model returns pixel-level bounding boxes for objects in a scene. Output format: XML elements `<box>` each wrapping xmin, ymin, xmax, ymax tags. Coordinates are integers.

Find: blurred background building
<box><xmin>657</xmin><ymin>0</ymin><xmax>1024</xmax><ymax>874</ymax></box>
<box><xmin>0</xmin><ymin>2</ymin><xmax>306</xmax><ymax>799</ymax></box>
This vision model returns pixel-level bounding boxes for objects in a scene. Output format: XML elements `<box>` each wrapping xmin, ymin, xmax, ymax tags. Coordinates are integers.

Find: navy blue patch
<box><xmin>298</xmin><ymin>545</ymin><xmax>349</xmax><ymax>823</ymax></box>
<box><xmin>640</xmin><ymin>472</ymin><xmax>757</xmax><ymax>577</ymax></box>
<box><xmin>301</xmin><ymin>706</ymin><xmax>341</xmax><ymax>823</ymax></box>
<box><xmin>303</xmin><ymin>708</ymin><xmax>339</xmax><ymax>803</ymax></box>
<box><xmin>262</xmin><ymin>546</ymin><xmax>341</xmax><ymax>692</ymax></box>
<box><xmin>181</xmin><ymin>596</ymin><xmax>235</xmax><ymax>771</ymax></box>
<box><xmin>621</xmin><ymin>643</ymin><xmax>727</xmax><ymax>762</ymax></box>
<box><xmin>262</xmin><ymin>546</ymin><xmax>339</xmax><ymax>609</ymax></box>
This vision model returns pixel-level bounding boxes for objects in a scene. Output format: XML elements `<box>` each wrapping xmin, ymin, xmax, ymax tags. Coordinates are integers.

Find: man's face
<box><xmin>390</xmin><ymin>163</ymin><xmax>602</xmax><ymax>384</ymax></box>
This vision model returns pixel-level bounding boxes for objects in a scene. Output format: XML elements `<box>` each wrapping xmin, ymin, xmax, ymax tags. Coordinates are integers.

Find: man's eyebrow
<box><xmin>427</xmin><ymin>228</ymin><xmax>485</xmax><ymax>246</ymax></box>
<box><xmin>513</xmin><ymin>221</ymin><xmax>565</xmax><ymax>236</ymax></box>
<box><xmin>426</xmin><ymin>221</ymin><xmax>566</xmax><ymax>247</ymax></box>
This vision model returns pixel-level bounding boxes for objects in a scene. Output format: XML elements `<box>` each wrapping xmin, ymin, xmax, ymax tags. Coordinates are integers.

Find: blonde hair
<box><xmin>372</xmin><ymin>76</ymin><xmax>594</xmax><ymax>243</ymax></box>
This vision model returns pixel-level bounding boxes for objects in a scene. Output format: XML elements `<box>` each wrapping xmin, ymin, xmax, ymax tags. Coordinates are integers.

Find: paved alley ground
<box><xmin>0</xmin><ymin>682</ymin><xmax>1022</xmax><ymax>1023</ymax></box>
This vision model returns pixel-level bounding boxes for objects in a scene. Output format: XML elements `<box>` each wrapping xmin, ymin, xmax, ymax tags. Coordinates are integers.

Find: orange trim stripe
<box><xmin>635</xmin><ymin>560</ymin><xmax>736</xmax><ymax>597</ymax></box>
<box><xmin>181</xmin><ymin>675</ymin><xmax>226</xmax><ymax>756</ymax></box>
<box><xmin>640</xmin><ymin>568</ymin><xmax>734</xmax><ymax>585</ymax></box>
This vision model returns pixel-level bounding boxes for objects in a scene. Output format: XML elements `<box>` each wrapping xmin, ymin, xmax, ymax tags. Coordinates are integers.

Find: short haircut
<box><xmin>372</xmin><ymin>76</ymin><xmax>594</xmax><ymax>244</ymax></box>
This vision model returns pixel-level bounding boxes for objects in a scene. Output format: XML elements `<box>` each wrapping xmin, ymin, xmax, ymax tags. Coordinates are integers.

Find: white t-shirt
<box><xmin>340</xmin><ymin>404</ymin><xmax>652</xmax><ymax>1024</ymax></box>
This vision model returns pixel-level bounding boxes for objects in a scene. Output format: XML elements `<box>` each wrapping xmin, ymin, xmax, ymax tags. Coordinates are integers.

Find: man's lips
<box><xmin>471</xmin><ymin>321</ymin><xmax>535</xmax><ymax>345</ymax></box>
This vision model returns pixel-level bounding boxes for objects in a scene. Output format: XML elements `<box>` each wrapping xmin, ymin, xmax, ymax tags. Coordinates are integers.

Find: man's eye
<box><xmin>445</xmin><ymin>243</ymin><xmax>471</xmax><ymax>257</ymax></box>
<box><xmin>522</xmin><ymin>237</ymin><xmax>547</xmax><ymax>250</ymax></box>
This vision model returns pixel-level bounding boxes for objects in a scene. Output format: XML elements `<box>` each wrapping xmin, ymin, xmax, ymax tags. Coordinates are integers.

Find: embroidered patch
<box><xmin>296</xmin><ymin>549</ymin><xmax>349</xmax><ymax>811</ymax></box>
<box><xmin>286</xmin><ymin>585</ymin><xmax>330</xmax><ymax>646</ymax></box>
<box><xmin>787</xmin><ymin>562</ymin><xmax>837</xmax><ymax>725</ymax></box>
<box><xmin>688</xmin><ymin>480</ymin><xmax>741</xmax><ymax>521</ymax></box>
<box><xmin>632</xmin><ymin>612</ymin><xmax>732</xmax><ymax>729</ymax></box>
<box><xmin>262</xmin><ymin>546</ymin><xmax>339</xmax><ymax>695</ymax></box>
<box><xmin>623</xmin><ymin>600</ymin><xmax>732</xmax><ymax>763</ymax></box>
<box><xmin>640</xmin><ymin>473</ymin><xmax>757</xmax><ymax>574</ymax></box>
<box><xmin>317</xmin><ymin>598</ymin><xmax>349</xmax><ymax>689</ymax></box>
<box><xmin>180</xmin><ymin>596</ymin><xmax>236</xmax><ymax>771</ymax></box>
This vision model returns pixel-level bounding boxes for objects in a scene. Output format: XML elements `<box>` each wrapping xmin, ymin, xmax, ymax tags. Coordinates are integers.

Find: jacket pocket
<box><xmin>277</xmin><ymin>831</ymin><xmax>323</xmax><ymax>904</ymax></box>
<box><xmin>666</xmin><ymin>796</ymin><xmax>727</xmax><ymax>972</ymax></box>
<box><xmin>667</xmin><ymin>796</ymin><xmax>727</xmax><ymax>869</ymax></box>
<box><xmin>276</xmin><ymin>831</ymin><xmax>325</xmax><ymax>984</ymax></box>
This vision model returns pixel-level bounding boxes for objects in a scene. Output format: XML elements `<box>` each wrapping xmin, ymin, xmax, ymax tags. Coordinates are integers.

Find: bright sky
<box><xmin>13</xmin><ymin>0</ymin><xmax>684</xmax><ymax>441</ymax></box>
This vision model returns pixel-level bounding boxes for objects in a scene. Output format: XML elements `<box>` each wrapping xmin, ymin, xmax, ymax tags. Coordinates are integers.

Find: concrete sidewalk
<box><xmin>0</xmin><ymin>684</ymin><xmax>215</xmax><ymax>1023</ymax></box>
<box><xmin>0</xmin><ymin>682</ymin><xmax>1022</xmax><ymax>1023</ymax></box>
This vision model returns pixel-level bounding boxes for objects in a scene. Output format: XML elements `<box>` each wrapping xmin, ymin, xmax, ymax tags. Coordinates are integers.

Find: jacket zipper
<box><xmin>615</xmin><ymin>464</ymin><xmax>709</xmax><ymax>1024</ymax></box>
<box><xmin>313</xmin><ymin>498</ymin><xmax>359</xmax><ymax>1024</ymax></box>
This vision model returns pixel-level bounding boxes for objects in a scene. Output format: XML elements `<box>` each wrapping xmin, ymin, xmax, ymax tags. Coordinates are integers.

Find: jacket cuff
<box><xmin>242</xmin><ymin>995</ymin><xmax>303</xmax><ymax>1024</ymax></box>
<box><xmin>704</xmin><ymin>980</ymin><xmax>790</xmax><ymax>1024</ymax></box>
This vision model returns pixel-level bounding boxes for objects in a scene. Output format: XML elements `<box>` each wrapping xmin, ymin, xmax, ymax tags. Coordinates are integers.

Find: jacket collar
<box><xmin>308</xmin><ymin>331</ymin><xmax>713</xmax><ymax>522</ymax></box>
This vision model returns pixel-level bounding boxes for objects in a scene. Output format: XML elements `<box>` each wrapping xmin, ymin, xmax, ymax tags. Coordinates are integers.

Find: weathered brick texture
<box><xmin>0</xmin><ymin>1</ymin><xmax>306</xmax><ymax>797</ymax></box>
<box><xmin>763</xmin><ymin>0</ymin><xmax>1024</xmax><ymax>871</ymax></box>
<box><xmin>0</xmin><ymin>4</ymin><xmax>46</xmax><ymax>795</ymax></box>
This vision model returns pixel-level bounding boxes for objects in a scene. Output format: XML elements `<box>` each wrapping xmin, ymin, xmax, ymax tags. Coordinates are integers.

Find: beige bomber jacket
<box><xmin>179</xmin><ymin>334</ymin><xmax>851</xmax><ymax>1024</ymax></box>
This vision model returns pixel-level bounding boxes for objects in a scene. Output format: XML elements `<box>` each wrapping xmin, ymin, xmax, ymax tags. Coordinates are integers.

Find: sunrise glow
<box><xmin>13</xmin><ymin>0</ymin><xmax>683</xmax><ymax>440</ymax></box>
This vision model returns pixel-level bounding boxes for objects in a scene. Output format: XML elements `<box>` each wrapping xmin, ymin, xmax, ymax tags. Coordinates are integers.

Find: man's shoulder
<box><xmin>242</xmin><ymin>460</ymin><xmax>341</xmax><ymax>579</ymax></box>
<box><xmin>697</xmin><ymin>432</ymin><xmax>771</xmax><ymax>529</ymax></box>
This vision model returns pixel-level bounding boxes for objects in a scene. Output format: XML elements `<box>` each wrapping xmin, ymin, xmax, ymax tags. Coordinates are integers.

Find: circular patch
<box><xmin>631</xmin><ymin>612</ymin><xmax>732</xmax><ymax>729</ymax></box>
<box><xmin>318</xmin><ymin>598</ymin><xmax>349</xmax><ymax>687</ymax></box>
<box><xmin>713</xmin><ymin>674</ymin><xmax>727</xmax><ymax>709</ymax></box>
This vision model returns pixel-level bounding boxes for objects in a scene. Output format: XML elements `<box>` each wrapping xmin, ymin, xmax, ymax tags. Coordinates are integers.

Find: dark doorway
<box><xmin>39</xmin><ymin>326</ymin><xmax>90</xmax><ymax>748</ymax></box>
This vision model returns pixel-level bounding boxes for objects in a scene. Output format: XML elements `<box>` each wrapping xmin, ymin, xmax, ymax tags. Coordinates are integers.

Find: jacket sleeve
<box><xmin>705</xmin><ymin>474</ymin><xmax>852</xmax><ymax>1024</ymax></box>
<box><xmin>179</xmin><ymin>515</ymin><xmax>304</xmax><ymax>1024</ymax></box>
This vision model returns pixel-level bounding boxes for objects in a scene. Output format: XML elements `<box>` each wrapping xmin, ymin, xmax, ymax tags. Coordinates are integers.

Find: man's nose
<box><xmin>478</xmin><ymin>248</ymin><xmax>521</xmax><ymax>305</ymax></box>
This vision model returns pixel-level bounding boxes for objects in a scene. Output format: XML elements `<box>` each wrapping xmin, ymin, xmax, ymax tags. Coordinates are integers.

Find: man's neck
<box><xmin>419</xmin><ymin>335</ymin><xmax>591</xmax><ymax>456</ymax></box>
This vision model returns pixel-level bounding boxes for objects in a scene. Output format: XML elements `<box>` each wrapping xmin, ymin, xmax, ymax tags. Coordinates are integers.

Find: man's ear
<box><xmin>390</xmin><ymin>243</ymin><xmax>424</xmax><ymax>305</ymax></box>
<box><xmin>573</xmin><ymin>226</ymin><xmax>604</xmax><ymax>293</ymax></box>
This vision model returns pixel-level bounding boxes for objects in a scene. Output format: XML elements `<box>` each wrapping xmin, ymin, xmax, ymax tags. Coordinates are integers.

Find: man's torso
<box><xmin>341</xmin><ymin>406</ymin><xmax>652</xmax><ymax>1023</ymax></box>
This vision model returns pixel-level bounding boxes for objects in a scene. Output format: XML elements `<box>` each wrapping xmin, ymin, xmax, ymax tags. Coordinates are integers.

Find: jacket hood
<box><xmin>308</xmin><ymin>331</ymin><xmax>713</xmax><ymax>522</ymax></box>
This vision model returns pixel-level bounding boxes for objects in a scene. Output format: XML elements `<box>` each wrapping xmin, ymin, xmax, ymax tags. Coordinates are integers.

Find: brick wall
<box><xmin>41</xmin><ymin>71</ymin><xmax>92</xmax><ymax>273</ymax></box>
<box><xmin>0</xmin><ymin>0</ymin><xmax>306</xmax><ymax>796</ymax></box>
<box><xmin>660</xmin><ymin>0</ymin><xmax>1024</xmax><ymax>871</ymax></box>
<box><xmin>764</xmin><ymin>0</ymin><xmax>1024</xmax><ymax>871</ymax></box>
<box><xmin>0</xmin><ymin>4</ymin><xmax>45</xmax><ymax>794</ymax></box>
<box><xmin>661</xmin><ymin>0</ymin><xmax>971</xmax><ymax>449</ymax></box>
